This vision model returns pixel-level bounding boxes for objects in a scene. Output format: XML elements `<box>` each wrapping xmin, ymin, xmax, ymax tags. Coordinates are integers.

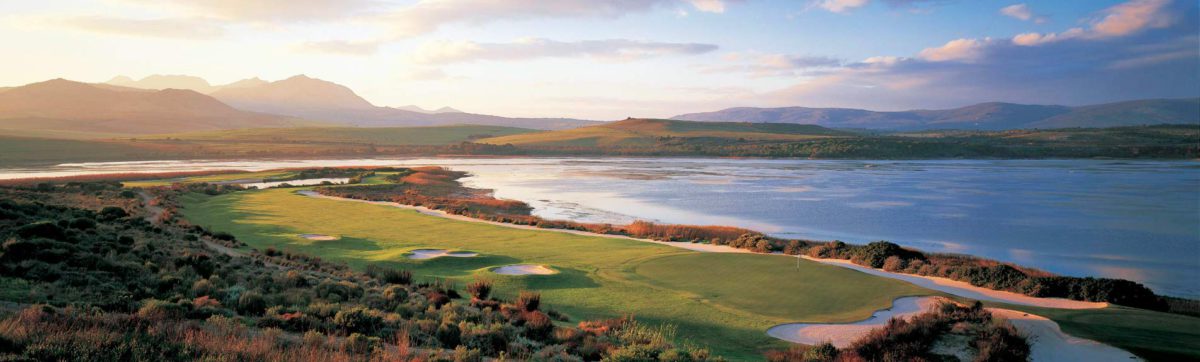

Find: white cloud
<box><xmin>1000</xmin><ymin>4</ymin><xmax>1046</xmax><ymax>23</ymax></box>
<box><xmin>61</xmin><ymin>16</ymin><xmax>225</xmax><ymax>39</ymax></box>
<box><xmin>1010</xmin><ymin>0</ymin><xmax>1174</xmax><ymax>47</ymax></box>
<box><xmin>701</xmin><ymin>52</ymin><xmax>843</xmax><ymax>77</ymax></box>
<box><xmin>815</xmin><ymin>0</ymin><xmax>870</xmax><ymax>13</ymax></box>
<box><xmin>918</xmin><ymin>38</ymin><xmax>990</xmax><ymax>62</ymax></box>
<box><xmin>293</xmin><ymin>40</ymin><xmax>379</xmax><ymax>55</ymax></box>
<box><xmin>126</xmin><ymin>0</ymin><xmax>379</xmax><ymax>23</ymax></box>
<box><xmin>1089</xmin><ymin>0</ymin><xmax>1174</xmax><ymax>37</ymax></box>
<box><xmin>413</xmin><ymin>38</ymin><xmax>718</xmax><ymax>64</ymax></box>
<box><xmin>688</xmin><ymin>0</ymin><xmax>729</xmax><ymax>13</ymax></box>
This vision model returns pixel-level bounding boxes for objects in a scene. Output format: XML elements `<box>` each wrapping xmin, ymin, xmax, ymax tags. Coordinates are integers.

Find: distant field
<box><xmin>479</xmin><ymin>118</ymin><xmax>853</xmax><ymax>147</ymax></box>
<box><xmin>0</xmin><ymin>136</ymin><xmax>151</xmax><ymax>166</ymax></box>
<box><xmin>151</xmin><ymin>125</ymin><xmax>537</xmax><ymax>146</ymax></box>
<box><xmin>180</xmin><ymin>187</ymin><xmax>927</xmax><ymax>360</ymax></box>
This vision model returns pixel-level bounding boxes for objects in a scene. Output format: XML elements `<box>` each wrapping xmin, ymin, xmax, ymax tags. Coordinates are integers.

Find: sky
<box><xmin>1</xmin><ymin>0</ymin><xmax>1196</xmax><ymax>120</ymax></box>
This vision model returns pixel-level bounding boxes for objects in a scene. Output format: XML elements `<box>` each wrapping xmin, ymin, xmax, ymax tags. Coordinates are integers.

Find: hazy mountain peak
<box><xmin>210</xmin><ymin>74</ymin><xmax>376</xmax><ymax>112</ymax></box>
<box><xmin>433</xmin><ymin>106</ymin><xmax>462</xmax><ymax>114</ymax></box>
<box><xmin>104</xmin><ymin>74</ymin><xmax>215</xmax><ymax>93</ymax></box>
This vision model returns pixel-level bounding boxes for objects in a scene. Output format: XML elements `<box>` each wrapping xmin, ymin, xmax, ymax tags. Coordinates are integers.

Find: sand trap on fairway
<box><xmin>767</xmin><ymin>296</ymin><xmax>944</xmax><ymax>347</ymax></box>
<box><xmin>299</xmin><ymin>234</ymin><xmax>338</xmax><ymax>241</ymax></box>
<box><xmin>493</xmin><ymin>264</ymin><xmax>557</xmax><ymax>275</ymax></box>
<box><xmin>988</xmin><ymin>309</ymin><xmax>1142</xmax><ymax>362</ymax></box>
<box><xmin>407</xmin><ymin>249</ymin><xmax>479</xmax><ymax>260</ymax></box>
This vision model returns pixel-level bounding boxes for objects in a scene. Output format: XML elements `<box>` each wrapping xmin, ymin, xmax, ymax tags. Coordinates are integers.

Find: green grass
<box><xmin>479</xmin><ymin>118</ymin><xmax>853</xmax><ymax>147</ymax></box>
<box><xmin>180</xmin><ymin>187</ymin><xmax>928</xmax><ymax>360</ymax></box>
<box><xmin>153</xmin><ymin>125</ymin><xmax>538</xmax><ymax>146</ymax></box>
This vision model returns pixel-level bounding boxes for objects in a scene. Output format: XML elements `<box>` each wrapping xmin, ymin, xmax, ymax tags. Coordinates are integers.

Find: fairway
<box><xmin>181</xmin><ymin>188</ymin><xmax>929</xmax><ymax>359</ymax></box>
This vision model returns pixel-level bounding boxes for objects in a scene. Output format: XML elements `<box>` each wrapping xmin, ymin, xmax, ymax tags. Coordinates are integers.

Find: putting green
<box><xmin>180</xmin><ymin>188</ymin><xmax>930</xmax><ymax>359</ymax></box>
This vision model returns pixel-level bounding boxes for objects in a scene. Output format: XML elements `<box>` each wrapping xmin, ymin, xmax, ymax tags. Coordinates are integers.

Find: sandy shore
<box><xmin>296</xmin><ymin>190</ymin><xmax>1106</xmax><ymax>309</ymax></box>
<box><xmin>989</xmin><ymin>308</ymin><xmax>1142</xmax><ymax>362</ymax></box>
<box><xmin>493</xmin><ymin>264</ymin><xmax>557</xmax><ymax>275</ymax></box>
<box><xmin>299</xmin><ymin>233</ymin><xmax>338</xmax><ymax>241</ymax></box>
<box><xmin>767</xmin><ymin>296</ymin><xmax>945</xmax><ymax>347</ymax></box>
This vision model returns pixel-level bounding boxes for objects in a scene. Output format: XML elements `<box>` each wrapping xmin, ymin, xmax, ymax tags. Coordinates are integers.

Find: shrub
<box><xmin>237</xmin><ymin>291</ymin><xmax>267</xmax><ymax>315</ymax></box>
<box><xmin>333</xmin><ymin>307</ymin><xmax>383</xmax><ymax>334</ymax></box>
<box><xmin>466</xmin><ymin>280</ymin><xmax>492</xmax><ymax>300</ymax></box>
<box><xmin>516</xmin><ymin>292</ymin><xmax>541</xmax><ymax>312</ymax></box>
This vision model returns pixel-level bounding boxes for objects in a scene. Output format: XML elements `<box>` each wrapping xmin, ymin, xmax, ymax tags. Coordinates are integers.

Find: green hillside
<box><xmin>478</xmin><ymin>118</ymin><xmax>854</xmax><ymax>147</ymax></box>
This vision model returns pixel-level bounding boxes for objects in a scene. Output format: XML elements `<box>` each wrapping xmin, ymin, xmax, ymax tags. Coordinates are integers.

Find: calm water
<box><xmin>2</xmin><ymin>157</ymin><xmax>1197</xmax><ymax>297</ymax></box>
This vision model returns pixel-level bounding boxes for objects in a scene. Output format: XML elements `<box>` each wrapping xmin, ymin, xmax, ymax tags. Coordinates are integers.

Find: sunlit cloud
<box><xmin>61</xmin><ymin>16</ymin><xmax>225</xmax><ymax>39</ymax></box>
<box><xmin>1000</xmin><ymin>4</ymin><xmax>1046</xmax><ymax>24</ymax></box>
<box><xmin>383</xmin><ymin>0</ymin><xmax>732</xmax><ymax>37</ymax></box>
<box><xmin>412</xmin><ymin>38</ymin><xmax>718</xmax><ymax>64</ymax></box>
<box><xmin>1010</xmin><ymin>0</ymin><xmax>1175</xmax><ymax>47</ymax></box>
<box><xmin>918</xmin><ymin>38</ymin><xmax>991</xmax><ymax>62</ymax></box>
<box><xmin>701</xmin><ymin>52</ymin><xmax>843</xmax><ymax>77</ymax></box>
<box><xmin>124</xmin><ymin>0</ymin><xmax>380</xmax><ymax>23</ymax></box>
<box><xmin>293</xmin><ymin>40</ymin><xmax>380</xmax><ymax>56</ymax></box>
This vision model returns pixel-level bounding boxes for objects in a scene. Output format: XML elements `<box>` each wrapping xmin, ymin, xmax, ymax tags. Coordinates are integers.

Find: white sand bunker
<box><xmin>767</xmin><ymin>296</ymin><xmax>944</xmax><ymax>348</ymax></box>
<box><xmin>492</xmin><ymin>264</ymin><xmax>557</xmax><ymax>275</ymax></box>
<box><xmin>299</xmin><ymin>234</ymin><xmax>338</xmax><ymax>241</ymax></box>
<box><xmin>407</xmin><ymin>249</ymin><xmax>479</xmax><ymax>260</ymax></box>
<box><xmin>988</xmin><ymin>309</ymin><xmax>1141</xmax><ymax>362</ymax></box>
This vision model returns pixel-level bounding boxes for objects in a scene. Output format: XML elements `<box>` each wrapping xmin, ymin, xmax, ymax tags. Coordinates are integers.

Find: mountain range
<box><xmin>106</xmin><ymin>74</ymin><xmax>595</xmax><ymax>130</ymax></box>
<box><xmin>672</xmin><ymin>98</ymin><xmax>1200</xmax><ymax>130</ymax></box>
<box><xmin>0</xmin><ymin>79</ymin><xmax>307</xmax><ymax>136</ymax></box>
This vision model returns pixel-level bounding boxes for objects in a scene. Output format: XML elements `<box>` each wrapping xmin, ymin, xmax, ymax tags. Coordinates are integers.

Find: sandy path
<box><xmin>295</xmin><ymin>190</ymin><xmax>1106</xmax><ymax>310</ymax></box>
<box><xmin>800</xmin><ymin>257</ymin><xmax>1107</xmax><ymax>310</ymax></box>
<box><xmin>989</xmin><ymin>308</ymin><xmax>1142</xmax><ymax>361</ymax></box>
<box><xmin>767</xmin><ymin>296</ymin><xmax>945</xmax><ymax>347</ymax></box>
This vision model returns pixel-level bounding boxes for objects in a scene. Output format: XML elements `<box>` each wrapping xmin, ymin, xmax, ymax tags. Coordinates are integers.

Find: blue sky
<box><xmin>1</xmin><ymin>0</ymin><xmax>1195</xmax><ymax>119</ymax></box>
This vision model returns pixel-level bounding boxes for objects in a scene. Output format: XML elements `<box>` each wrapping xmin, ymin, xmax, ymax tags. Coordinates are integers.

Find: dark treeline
<box><xmin>0</xmin><ymin>183</ymin><xmax>722</xmax><ymax>361</ymax></box>
<box><xmin>765</xmin><ymin>301</ymin><xmax>1029</xmax><ymax>362</ymax></box>
<box><xmin>318</xmin><ymin>167</ymin><xmax>1183</xmax><ymax>313</ymax></box>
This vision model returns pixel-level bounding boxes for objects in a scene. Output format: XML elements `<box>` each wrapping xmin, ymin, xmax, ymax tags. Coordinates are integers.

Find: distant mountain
<box><xmin>208</xmin><ymin>75</ymin><xmax>597</xmax><ymax>130</ymax></box>
<box><xmin>396</xmin><ymin>105</ymin><xmax>463</xmax><ymax>114</ymax></box>
<box><xmin>107</xmin><ymin>74</ymin><xmax>217</xmax><ymax>93</ymax></box>
<box><xmin>478</xmin><ymin>118</ymin><xmax>853</xmax><ymax>147</ymax></box>
<box><xmin>0</xmin><ymin>79</ymin><xmax>308</xmax><ymax>136</ymax></box>
<box><xmin>672</xmin><ymin>98</ymin><xmax>1199</xmax><ymax>130</ymax></box>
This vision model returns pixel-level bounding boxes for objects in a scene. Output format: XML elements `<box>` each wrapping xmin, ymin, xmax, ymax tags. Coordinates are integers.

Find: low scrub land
<box><xmin>0</xmin><ymin>183</ymin><xmax>721</xmax><ymax>361</ymax></box>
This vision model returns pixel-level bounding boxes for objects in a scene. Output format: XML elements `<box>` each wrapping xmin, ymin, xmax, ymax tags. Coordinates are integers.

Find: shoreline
<box><xmin>294</xmin><ymin>190</ymin><xmax>1105</xmax><ymax>310</ymax></box>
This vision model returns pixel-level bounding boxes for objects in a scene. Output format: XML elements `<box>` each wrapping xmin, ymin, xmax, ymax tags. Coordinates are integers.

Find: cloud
<box><xmin>811</xmin><ymin>0</ymin><xmax>947</xmax><ymax>13</ymax></box>
<box><xmin>382</xmin><ymin>0</ymin><xmax>732</xmax><ymax>37</ymax></box>
<box><xmin>918</xmin><ymin>38</ymin><xmax>991</xmax><ymax>62</ymax></box>
<box><xmin>400</xmin><ymin>68</ymin><xmax>450</xmax><ymax>81</ymax></box>
<box><xmin>767</xmin><ymin>0</ymin><xmax>1198</xmax><ymax>110</ymax></box>
<box><xmin>412</xmin><ymin>38</ymin><xmax>718</xmax><ymax>63</ymax></box>
<box><xmin>61</xmin><ymin>16</ymin><xmax>224</xmax><ymax>39</ymax></box>
<box><xmin>1011</xmin><ymin>0</ymin><xmax>1174</xmax><ymax>46</ymax></box>
<box><xmin>815</xmin><ymin>0</ymin><xmax>869</xmax><ymax>13</ymax></box>
<box><xmin>293</xmin><ymin>40</ymin><xmax>379</xmax><ymax>55</ymax></box>
<box><xmin>1090</xmin><ymin>0</ymin><xmax>1174</xmax><ymax>37</ymax></box>
<box><xmin>688</xmin><ymin>0</ymin><xmax>731</xmax><ymax>13</ymax></box>
<box><xmin>1000</xmin><ymin>4</ymin><xmax>1046</xmax><ymax>23</ymax></box>
<box><xmin>701</xmin><ymin>53</ymin><xmax>843</xmax><ymax>77</ymax></box>
<box><xmin>128</xmin><ymin>0</ymin><xmax>379</xmax><ymax>23</ymax></box>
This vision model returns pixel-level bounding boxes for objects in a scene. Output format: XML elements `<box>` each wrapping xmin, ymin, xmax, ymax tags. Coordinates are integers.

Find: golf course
<box><xmin>173</xmin><ymin>172</ymin><xmax>1200</xmax><ymax>360</ymax></box>
<box><xmin>180</xmin><ymin>185</ymin><xmax>931</xmax><ymax>359</ymax></box>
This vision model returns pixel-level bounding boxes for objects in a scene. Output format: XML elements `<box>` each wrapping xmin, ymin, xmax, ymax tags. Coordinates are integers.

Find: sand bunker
<box><xmin>988</xmin><ymin>309</ymin><xmax>1142</xmax><ymax>362</ymax></box>
<box><xmin>767</xmin><ymin>296</ymin><xmax>944</xmax><ymax>347</ymax></box>
<box><xmin>299</xmin><ymin>234</ymin><xmax>338</xmax><ymax>241</ymax></box>
<box><xmin>493</xmin><ymin>264</ymin><xmax>557</xmax><ymax>275</ymax></box>
<box><xmin>407</xmin><ymin>249</ymin><xmax>479</xmax><ymax>260</ymax></box>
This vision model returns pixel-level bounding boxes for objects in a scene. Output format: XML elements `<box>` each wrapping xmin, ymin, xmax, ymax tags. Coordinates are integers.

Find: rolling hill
<box><xmin>152</xmin><ymin>124</ymin><xmax>538</xmax><ymax>146</ymax></box>
<box><xmin>478</xmin><ymin>118</ymin><xmax>854</xmax><ymax>147</ymax></box>
<box><xmin>0</xmin><ymin>79</ymin><xmax>311</xmax><ymax>137</ymax></box>
<box><xmin>673</xmin><ymin>98</ymin><xmax>1199</xmax><ymax>130</ymax></box>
